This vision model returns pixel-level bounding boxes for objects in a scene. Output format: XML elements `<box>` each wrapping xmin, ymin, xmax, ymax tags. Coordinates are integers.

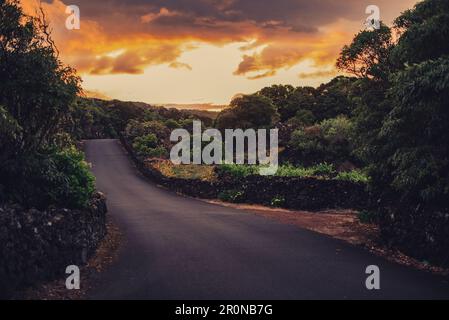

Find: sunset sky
<box><xmin>23</xmin><ymin>0</ymin><xmax>418</xmax><ymax>106</ymax></box>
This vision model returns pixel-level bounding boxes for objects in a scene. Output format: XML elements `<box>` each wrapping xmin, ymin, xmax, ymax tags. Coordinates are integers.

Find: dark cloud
<box><xmin>31</xmin><ymin>0</ymin><xmax>417</xmax><ymax>78</ymax></box>
<box><xmin>42</xmin><ymin>0</ymin><xmax>403</xmax><ymax>35</ymax></box>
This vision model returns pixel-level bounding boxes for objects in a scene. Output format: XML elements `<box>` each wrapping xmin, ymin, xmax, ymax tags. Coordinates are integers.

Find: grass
<box><xmin>216</xmin><ymin>164</ymin><xmax>258</xmax><ymax>177</ymax></box>
<box><xmin>217</xmin><ymin>163</ymin><xmax>369</xmax><ymax>183</ymax></box>
<box><xmin>150</xmin><ymin>160</ymin><xmax>369</xmax><ymax>184</ymax></box>
<box><xmin>336</xmin><ymin>169</ymin><xmax>370</xmax><ymax>184</ymax></box>
<box><xmin>150</xmin><ymin>160</ymin><xmax>216</xmax><ymax>181</ymax></box>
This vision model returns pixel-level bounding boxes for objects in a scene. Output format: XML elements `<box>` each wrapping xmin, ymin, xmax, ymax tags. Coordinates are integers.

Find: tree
<box><xmin>337</xmin><ymin>0</ymin><xmax>449</xmax><ymax>265</ymax></box>
<box><xmin>347</xmin><ymin>0</ymin><xmax>449</xmax><ymax>206</ymax></box>
<box><xmin>377</xmin><ymin>58</ymin><xmax>449</xmax><ymax>206</ymax></box>
<box><xmin>257</xmin><ymin>85</ymin><xmax>295</xmax><ymax>121</ymax></box>
<box><xmin>0</xmin><ymin>1</ymin><xmax>93</xmax><ymax>209</ymax></box>
<box><xmin>336</xmin><ymin>23</ymin><xmax>393</xmax><ymax>81</ymax></box>
<box><xmin>215</xmin><ymin>94</ymin><xmax>280</xmax><ymax>130</ymax></box>
<box><xmin>0</xmin><ymin>0</ymin><xmax>81</xmax><ymax>153</ymax></box>
<box><xmin>125</xmin><ymin>119</ymin><xmax>171</xmax><ymax>146</ymax></box>
<box><xmin>68</xmin><ymin>98</ymin><xmax>116</xmax><ymax>139</ymax></box>
<box><xmin>373</xmin><ymin>57</ymin><xmax>449</xmax><ymax>265</ymax></box>
<box><xmin>282</xmin><ymin>87</ymin><xmax>317</xmax><ymax>122</ymax></box>
<box><xmin>314</xmin><ymin>76</ymin><xmax>356</xmax><ymax>121</ymax></box>
<box><xmin>392</xmin><ymin>0</ymin><xmax>449</xmax><ymax>66</ymax></box>
<box><xmin>336</xmin><ymin>24</ymin><xmax>394</xmax><ymax>167</ymax></box>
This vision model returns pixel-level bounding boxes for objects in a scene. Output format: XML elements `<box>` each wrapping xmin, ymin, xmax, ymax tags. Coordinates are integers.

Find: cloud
<box><xmin>22</xmin><ymin>0</ymin><xmax>418</xmax><ymax>78</ymax></box>
<box><xmin>141</xmin><ymin>7</ymin><xmax>184</xmax><ymax>23</ymax></box>
<box><xmin>247</xmin><ymin>70</ymin><xmax>277</xmax><ymax>80</ymax></box>
<box><xmin>169</xmin><ymin>62</ymin><xmax>192</xmax><ymax>70</ymax></box>
<box><xmin>233</xmin><ymin>26</ymin><xmax>349</xmax><ymax>78</ymax></box>
<box><xmin>83</xmin><ymin>89</ymin><xmax>111</xmax><ymax>100</ymax></box>
<box><xmin>234</xmin><ymin>46</ymin><xmax>308</xmax><ymax>78</ymax></box>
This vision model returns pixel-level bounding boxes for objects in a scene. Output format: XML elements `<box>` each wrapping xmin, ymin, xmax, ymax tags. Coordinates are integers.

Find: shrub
<box><xmin>52</xmin><ymin>148</ymin><xmax>96</xmax><ymax>209</ymax></box>
<box><xmin>276</xmin><ymin>164</ymin><xmax>315</xmax><ymax>177</ymax></box>
<box><xmin>216</xmin><ymin>164</ymin><xmax>258</xmax><ymax>178</ymax></box>
<box><xmin>217</xmin><ymin>163</ymin><xmax>343</xmax><ymax>179</ymax></box>
<box><xmin>218</xmin><ymin>189</ymin><xmax>245</xmax><ymax>203</ymax></box>
<box><xmin>271</xmin><ymin>196</ymin><xmax>285</xmax><ymax>207</ymax></box>
<box><xmin>132</xmin><ymin>134</ymin><xmax>168</xmax><ymax>158</ymax></box>
<box><xmin>3</xmin><ymin>147</ymin><xmax>95</xmax><ymax>209</ymax></box>
<box><xmin>277</xmin><ymin>163</ymin><xmax>337</xmax><ymax>178</ymax></box>
<box><xmin>336</xmin><ymin>170</ymin><xmax>369</xmax><ymax>183</ymax></box>
<box><xmin>165</xmin><ymin>119</ymin><xmax>180</xmax><ymax>129</ymax></box>
<box><xmin>312</xmin><ymin>162</ymin><xmax>336</xmax><ymax>176</ymax></box>
<box><xmin>125</xmin><ymin>120</ymin><xmax>170</xmax><ymax>142</ymax></box>
<box><xmin>289</xmin><ymin>116</ymin><xmax>354</xmax><ymax>166</ymax></box>
<box><xmin>69</xmin><ymin>99</ymin><xmax>117</xmax><ymax>139</ymax></box>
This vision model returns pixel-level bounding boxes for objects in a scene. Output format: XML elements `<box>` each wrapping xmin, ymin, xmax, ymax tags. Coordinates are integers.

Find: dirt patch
<box><xmin>204</xmin><ymin>199</ymin><xmax>449</xmax><ymax>277</ymax></box>
<box><xmin>205</xmin><ymin>200</ymin><xmax>377</xmax><ymax>245</ymax></box>
<box><xmin>15</xmin><ymin>217</ymin><xmax>122</xmax><ymax>300</ymax></box>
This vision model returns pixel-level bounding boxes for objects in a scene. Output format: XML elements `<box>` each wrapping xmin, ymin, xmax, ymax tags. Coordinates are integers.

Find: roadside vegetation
<box><xmin>0</xmin><ymin>0</ymin><xmax>94</xmax><ymax>210</ymax></box>
<box><xmin>0</xmin><ymin>0</ymin><xmax>107</xmax><ymax>294</ymax></box>
<box><xmin>216</xmin><ymin>163</ymin><xmax>368</xmax><ymax>183</ymax></box>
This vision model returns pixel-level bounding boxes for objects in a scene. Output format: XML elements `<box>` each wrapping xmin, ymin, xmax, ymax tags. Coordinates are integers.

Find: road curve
<box><xmin>85</xmin><ymin>139</ymin><xmax>449</xmax><ymax>300</ymax></box>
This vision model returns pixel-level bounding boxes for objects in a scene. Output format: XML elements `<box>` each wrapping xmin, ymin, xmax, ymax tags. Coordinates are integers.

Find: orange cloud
<box><xmin>83</xmin><ymin>89</ymin><xmax>111</xmax><ymax>100</ymax></box>
<box><xmin>234</xmin><ymin>26</ymin><xmax>349</xmax><ymax>79</ymax></box>
<box><xmin>20</xmin><ymin>0</ymin><xmax>418</xmax><ymax>79</ymax></box>
<box><xmin>169</xmin><ymin>62</ymin><xmax>193</xmax><ymax>70</ymax></box>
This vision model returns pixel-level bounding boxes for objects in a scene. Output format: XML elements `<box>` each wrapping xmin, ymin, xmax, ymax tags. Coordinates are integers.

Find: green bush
<box><xmin>336</xmin><ymin>170</ymin><xmax>369</xmax><ymax>183</ymax></box>
<box><xmin>125</xmin><ymin>120</ymin><xmax>170</xmax><ymax>142</ymax></box>
<box><xmin>3</xmin><ymin>147</ymin><xmax>95</xmax><ymax>209</ymax></box>
<box><xmin>312</xmin><ymin>162</ymin><xmax>336</xmax><ymax>176</ymax></box>
<box><xmin>52</xmin><ymin>147</ymin><xmax>96</xmax><ymax>208</ymax></box>
<box><xmin>216</xmin><ymin>164</ymin><xmax>258</xmax><ymax>178</ymax></box>
<box><xmin>132</xmin><ymin>134</ymin><xmax>168</xmax><ymax>158</ymax></box>
<box><xmin>271</xmin><ymin>196</ymin><xmax>285</xmax><ymax>207</ymax></box>
<box><xmin>276</xmin><ymin>164</ymin><xmax>315</xmax><ymax>177</ymax></box>
<box><xmin>276</xmin><ymin>163</ymin><xmax>336</xmax><ymax>178</ymax></box>
<box><xmin>289</xmin><ymin>116</ymin><xmax>354</xmax><ymax>166</ymax></box>
<box><xmin>165</xmin><ymin>118</ymin><xmax>180</xmax><ymax>129</ymax></box>
<box><xmin>218</xmin><ymin>189</ymin><xmax>245</xmax><ymax>203</ymax></box>
<box><xmin>216</xmin><ymin>163</ymin><xmax>361</xmax><ymax>181</ymax></box>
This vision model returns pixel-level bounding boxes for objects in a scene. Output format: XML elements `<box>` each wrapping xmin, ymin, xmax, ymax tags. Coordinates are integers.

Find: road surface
<box><xmin>85</xmin><ymin>139</ymin><xmax>449</xmax><ymax>299</ymax></box>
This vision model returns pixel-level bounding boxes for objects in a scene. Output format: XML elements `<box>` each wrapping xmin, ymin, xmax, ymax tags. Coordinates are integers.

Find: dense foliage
<box><xmin>288</xmin><ymin>116</ymin><xmax>355</xmax><ymax>166</ymax></box>
<box><xmin>132</xmin><ymin>134</ymin><xmax>168</xmax><ymax>158</ymax></box>
<box><xmin>0</xmin><ymin>1</ymin><xmax>94</xmax><ymax>209</ymax></box>
<box><xmin>336</xmin><ymin>0</ymin><xmax>449</xmax><ymax>264</ymax></box>
<box><xmin>215</xmin><ymin>94</ymin><xmax>279</xmax><ymax>130</ymax></box>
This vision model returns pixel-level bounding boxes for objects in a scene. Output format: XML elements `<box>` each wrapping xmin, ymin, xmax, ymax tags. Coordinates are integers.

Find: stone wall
<box><xmin>0</xmin><ymin>193</ymin><xmax>107</xmax><ymax>297</ymax></box>
<box><xmin>120</xmin><ymin>136</ymin><xmax>368</xmax><ymax>211</ymax></box>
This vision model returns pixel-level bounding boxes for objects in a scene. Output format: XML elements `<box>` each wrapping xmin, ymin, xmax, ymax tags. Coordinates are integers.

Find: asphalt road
<box><xmin>85</xmin><ymin>139</ymin><xmax>449</xmax><ymax>300</ymax></box>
